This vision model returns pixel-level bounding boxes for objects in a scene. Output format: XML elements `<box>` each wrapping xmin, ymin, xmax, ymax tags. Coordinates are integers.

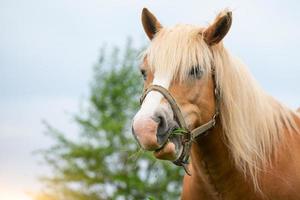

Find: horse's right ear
<box><xmin>141</xmin><ymin>8</ymin><xmax>162</xmax><ymax>40</ymax></box>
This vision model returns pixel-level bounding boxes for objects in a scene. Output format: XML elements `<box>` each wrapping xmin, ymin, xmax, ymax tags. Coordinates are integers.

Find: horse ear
<box><xmin>141</xmin><ymin>8</ymin><xmax>162</xmax><ymax>40</ymax></box>
<box><xmin>204</xmin><ymin>10</ymin><xmax>232</xmax><ymax>45</ymax></box>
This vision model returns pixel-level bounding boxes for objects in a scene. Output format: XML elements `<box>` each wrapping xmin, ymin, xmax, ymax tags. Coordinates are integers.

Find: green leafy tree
<box><xmin>35</xmin><ymin>40</ymin><xmax>183</xmax><ymax>200</ymax></box>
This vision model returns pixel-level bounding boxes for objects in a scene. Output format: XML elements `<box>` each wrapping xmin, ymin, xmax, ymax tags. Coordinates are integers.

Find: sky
<box><xmin>1</xmin><ymin>0</ymin><xmax>300</xmax><ymax>199</ymax></box>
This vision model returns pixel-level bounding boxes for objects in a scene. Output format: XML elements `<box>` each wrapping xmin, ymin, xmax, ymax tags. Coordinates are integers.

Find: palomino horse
<box><xmin>132</xmin><ymin>8</ymin><xmax>300</xmax><ymax>200</ymax></box>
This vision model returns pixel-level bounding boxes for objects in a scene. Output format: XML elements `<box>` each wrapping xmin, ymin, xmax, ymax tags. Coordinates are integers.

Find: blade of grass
<box><xmin>171</xmin><ymin>128</ymin><xmax>188</xmax><ymax>136</ymax></box>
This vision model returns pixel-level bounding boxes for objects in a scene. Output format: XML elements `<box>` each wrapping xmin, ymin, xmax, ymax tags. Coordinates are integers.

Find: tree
<box><xmin>35</xmin><ymin>40</ymin><xmax>183</xmax><ymax>200</ymax></box>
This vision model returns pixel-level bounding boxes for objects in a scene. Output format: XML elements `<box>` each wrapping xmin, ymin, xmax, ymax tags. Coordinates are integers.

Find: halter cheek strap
<box><xmin>139</xmin><ymin>75</ymin><xmax>220</xmax><ymax>175</ymax></box>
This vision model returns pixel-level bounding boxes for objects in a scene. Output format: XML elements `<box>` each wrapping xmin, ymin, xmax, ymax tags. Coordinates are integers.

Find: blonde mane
<box><xmin>145</xmin><ymin>24</ymin><xmax>299</xmax><ymax>190</ymax></box>
<box><xmin>212</xmin><ymin>45</ymin><xmax>298</xmax><ymax>190</ymax></box>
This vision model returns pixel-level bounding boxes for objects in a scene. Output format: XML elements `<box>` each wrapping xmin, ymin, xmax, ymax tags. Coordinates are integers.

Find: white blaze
<box><xmin>134</xmin><ymin>73</ymin><xmax>172</xmax><ymax>121</ymax></box>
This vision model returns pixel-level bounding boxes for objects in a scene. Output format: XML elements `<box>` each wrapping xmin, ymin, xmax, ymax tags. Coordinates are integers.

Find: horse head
<box><xmin>132</xmin><ymin>8</ymin><xmax>232</xmax><ymax>163</ymax></box>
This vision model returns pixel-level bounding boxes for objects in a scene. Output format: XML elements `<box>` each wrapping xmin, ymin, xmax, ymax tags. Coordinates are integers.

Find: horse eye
<box><xmin>141</xmin><ymin>69</ymin><xmax>147</xmax><ymax>80</ymax></box>
<box><xmin>189</xmin><ymin>66</ymin><xmax>203</xmax><ymax>78</ymax></box>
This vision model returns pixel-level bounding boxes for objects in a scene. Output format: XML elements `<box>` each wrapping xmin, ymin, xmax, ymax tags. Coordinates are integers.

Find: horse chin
<box><xmin>153</xmin><ymin>134</ymin><xmax>183</xmax><ymax>161</ymax></box>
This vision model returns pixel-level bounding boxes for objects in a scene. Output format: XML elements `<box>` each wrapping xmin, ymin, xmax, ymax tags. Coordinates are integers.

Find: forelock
<box><xmin>145</xmin><ymin>24</ymin><xmax>213</xmax><ymax>81</ymax></box>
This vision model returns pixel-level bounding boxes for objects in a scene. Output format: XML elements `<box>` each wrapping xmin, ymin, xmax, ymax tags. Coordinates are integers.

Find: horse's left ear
<box><xmin>204</xmin><ymin>10</ymin><xmax>232</xmax><ymax>45</ymax></box>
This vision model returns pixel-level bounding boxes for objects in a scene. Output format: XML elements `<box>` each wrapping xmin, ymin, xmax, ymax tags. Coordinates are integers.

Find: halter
<box><xmin>139</xmin><ymin>69</ymin><xmax>220</xmax><ymax>175</ymax></box>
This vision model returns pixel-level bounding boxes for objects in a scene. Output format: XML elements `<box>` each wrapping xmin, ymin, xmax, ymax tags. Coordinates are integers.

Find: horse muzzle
<box><xmin>132</xmin><ymin>107</ymin><xmax>183</xmax><ymax>161</ymax></box>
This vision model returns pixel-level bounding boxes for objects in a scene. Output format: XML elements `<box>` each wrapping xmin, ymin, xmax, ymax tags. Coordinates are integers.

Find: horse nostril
<box><xmin>154</xmin><ymin>115</ymin><xmax>166</xmax><ymax>133</ymax></box>
<box><xmin>156</xmin><ymin>116</ymin><xmax>165</xmax><ymax>129</ymax></box>
<box><xmin>153</xmin><ymin>115</ymin><xmax>161</xmax><ymax>124</ymax></box>
<box><xmin>153</xmin><ymin>112</ymin><xmax>171</xmax><ymax>145</ymax></box>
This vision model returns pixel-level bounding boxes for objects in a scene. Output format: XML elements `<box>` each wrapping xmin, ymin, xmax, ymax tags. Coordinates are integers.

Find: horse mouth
<box><xmin>153</xmin><ymin>132</ymin><xmax>183</xmax><ymax>161</ymax></box>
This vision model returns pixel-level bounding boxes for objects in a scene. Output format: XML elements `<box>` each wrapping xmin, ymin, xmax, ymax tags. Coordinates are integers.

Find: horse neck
<box><xmin>189</xmin><ymin>118</ymin><xmax>261</xmax><ymax>199</ymax></box>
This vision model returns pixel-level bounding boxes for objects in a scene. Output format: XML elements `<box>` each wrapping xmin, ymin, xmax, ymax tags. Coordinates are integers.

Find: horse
<box><xmin>132</xmin><ymin>8</ymin><xmax>300</xmax><ymax>200</ymax></box>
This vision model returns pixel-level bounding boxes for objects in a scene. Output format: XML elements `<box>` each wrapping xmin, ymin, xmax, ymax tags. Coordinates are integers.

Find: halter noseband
<box><xmin>139</xmin><ymin>70</ymin><xmax>220</xmax><ymax>175</ymax></box>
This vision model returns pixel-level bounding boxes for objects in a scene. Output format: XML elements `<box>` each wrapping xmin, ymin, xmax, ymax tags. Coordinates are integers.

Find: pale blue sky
<box><xmin>0</xmin><ymin>0</ymin><xmax>300</xmax><ymax>199</ymax></box>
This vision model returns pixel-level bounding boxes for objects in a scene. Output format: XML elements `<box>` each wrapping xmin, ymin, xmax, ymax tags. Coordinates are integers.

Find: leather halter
<box><xmin>139</xmin><ymin>70</ymin><xmax>220</xmax><ymax>175</ymax></box>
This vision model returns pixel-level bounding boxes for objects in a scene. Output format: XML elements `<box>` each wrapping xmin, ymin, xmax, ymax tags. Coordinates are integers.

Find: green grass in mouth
<box><xmin>171</xmin><ymin>128</ymin><xmax>188</xmax><ymax>136</ymax></box>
